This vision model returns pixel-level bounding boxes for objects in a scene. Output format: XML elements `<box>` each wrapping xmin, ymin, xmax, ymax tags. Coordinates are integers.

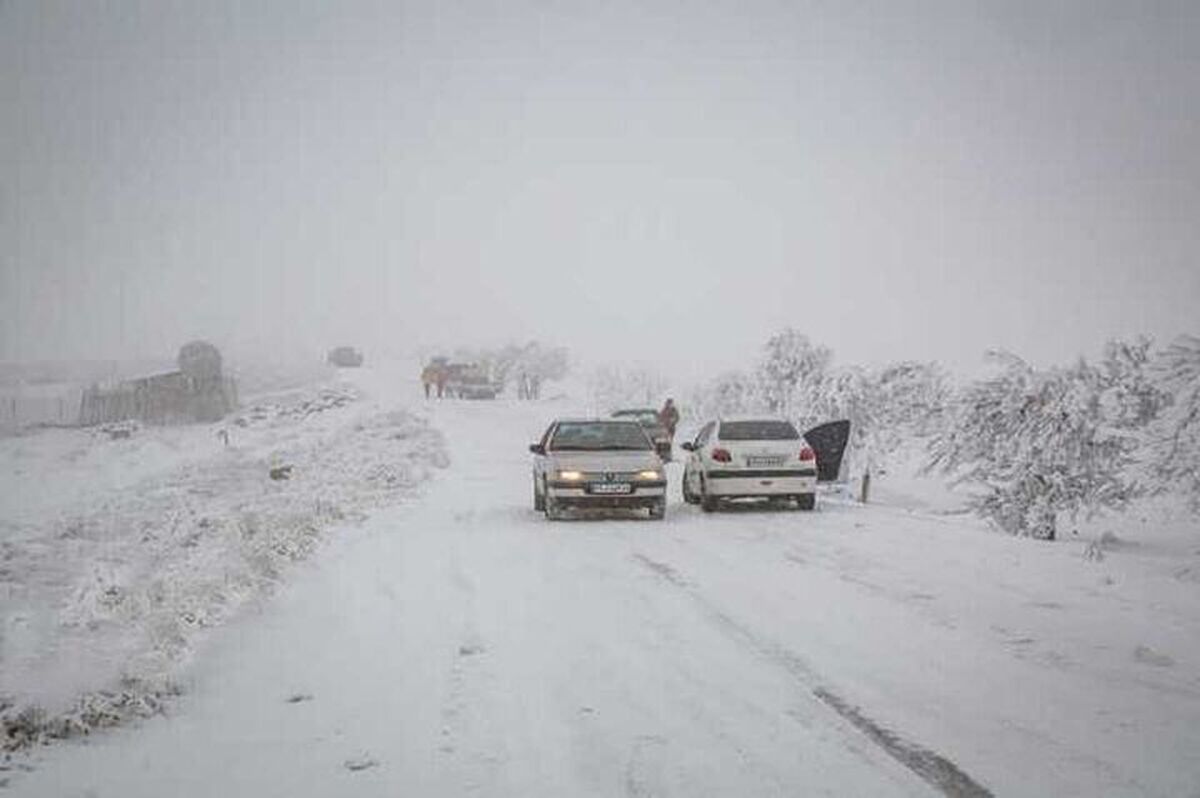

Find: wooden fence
<box><xmin>1</xmin><ymin>373</ymin><xmax>238</xmax><ymax>432</ymax></box>
<box><xmin>79</xmin><ymin>372</ymin><xmax>238</xmax><ymax>426</ymax></box>
<box><xmin>0</xmin><ymin>386</ymin><xmax>83</xmax><ymax>432</ymax></box>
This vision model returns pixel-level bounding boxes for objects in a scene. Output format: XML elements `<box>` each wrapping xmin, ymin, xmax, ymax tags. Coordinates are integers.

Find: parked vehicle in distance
<box><xmin>681</xmin><ymin>418</ymin><xmax>818</xmax><ymax>512</ymax></box>
<box><xmin>611</xmin><ymin>407</ymin><xmax>673</xmax><ymax>461</ymax></box>
<box><xmin>530</xmin><ymin>419</ymin><xmax>667</xmax><ymax>520</ymax></box>
<box><xmin>444</xmin><ymin>362</ymin><xmax>501</xmax><ymax>399</ymax></box>
<box><xmin>327</xmin><ymin>346</ymin><xmax>364</xmax><ymax>367</ymax></box>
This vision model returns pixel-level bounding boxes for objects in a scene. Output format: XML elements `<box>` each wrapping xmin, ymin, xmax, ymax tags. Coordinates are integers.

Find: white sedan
<box><xmin>531</xmin><ymin>419</ymin><xmax>667</xmax><ymax>520</ymax></box>
<box><xmin>681</xmin><ymin>418</ymin><xmax>818</xmax><ymax>511</ymax></box>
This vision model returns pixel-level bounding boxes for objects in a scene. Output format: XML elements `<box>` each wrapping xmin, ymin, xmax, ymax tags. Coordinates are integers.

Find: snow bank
<box><xmin>1</xmin><ymin>381</ymin><xmax>447</xmax><ymax>751</ymax></box>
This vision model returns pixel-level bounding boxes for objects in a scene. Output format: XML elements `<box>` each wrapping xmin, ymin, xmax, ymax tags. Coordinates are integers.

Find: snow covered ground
<box><xmin>1</xmin><ymin>370</ymin><xmax>447</xmax><ymax>751</ymax></box>
<box><xmin>4</xmin><ymin>361</ymin><xmax>1200</xmax><ymax>796</ymax></box>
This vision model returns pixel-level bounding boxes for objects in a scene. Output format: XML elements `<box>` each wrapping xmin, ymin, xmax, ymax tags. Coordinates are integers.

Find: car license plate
<box><xmin>589</xmin><ymin>482</ymin><xmax>632</xmax><ymax>495</ymax></box>
<box><xmin>747</xmin><ymin>456</ymin><xmax>785</xmax><ymax>467</ymax></box>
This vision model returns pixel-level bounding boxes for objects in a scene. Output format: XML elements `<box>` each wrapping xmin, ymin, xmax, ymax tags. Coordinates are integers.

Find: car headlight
<box><xmin>637</xmin><ymin>470</ymin><xmax>663</xmax><ymax>481</ymax></box>
<box><xmin>556</xmin><ymin>470</ymin><xmax>584</xmax><ymax>481</ymax></box>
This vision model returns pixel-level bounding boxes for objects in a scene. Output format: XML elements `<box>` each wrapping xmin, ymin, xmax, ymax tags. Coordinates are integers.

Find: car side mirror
<box><xmin>680</xmin><ymin>442</ymin><xmax>695</xmax><ymax>452</ymax></box>
<box><xmin>529</xmin><ymin>443</ymin><xmax>545</xmax><ymax>455</ymax></box>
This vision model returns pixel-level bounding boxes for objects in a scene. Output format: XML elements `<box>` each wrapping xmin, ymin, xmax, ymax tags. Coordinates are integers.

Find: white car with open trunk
<box><xmin>681</xmin><ymin>417</ymin><xmax>818</xmax><ymax>511</ymax></box>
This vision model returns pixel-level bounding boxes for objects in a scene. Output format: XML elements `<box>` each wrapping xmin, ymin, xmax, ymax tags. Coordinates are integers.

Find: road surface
<box><xmin>14</xmin><ymin>371</ymin><xmax>1199</xmax><ymax>797</ymax></box>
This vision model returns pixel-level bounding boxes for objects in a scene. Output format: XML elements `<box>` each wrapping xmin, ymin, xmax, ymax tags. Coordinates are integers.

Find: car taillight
<box><xmin>799</xmin><ymin>446</ymin><xmax>816</xmax><ymax>462</ymax></box>
<box><xmin>712</xmin><ymin>448</ymin><xmax>732</xmax><ymax>463</ymax></box>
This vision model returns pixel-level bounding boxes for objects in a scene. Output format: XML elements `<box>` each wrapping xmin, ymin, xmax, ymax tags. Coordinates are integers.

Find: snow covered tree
<box><xmin>926</xmin><ymin>352</ymin><xmax>1138</xmax><ymax>540</ymax></box>
<box><xmin>688</xmin><ymin>334</ymin><xmax>947</xmax><ymax>479</ymax></box>
<box><xmin>686</xmin><ymin>370</ymin><xmax>766</xmax><ymax>421</ymax></box>
<box><xmin>1097</xmin><ymin>336</ymin><xmax>1167</xmax><ymax>432</ymax></box>
<box><xmin>809</xmin><ymin>366</ymin><xmax>877</xmax><ymax>468</ymax></box>
<box><xmin>756</xmin><ymin>329</ymin><xmax>832</xmax><ymax>418</ymax></box>
<box><xmin>588</xmin><ymin>364</ymin><xmax>668</xmax><ymax>411</ymax></box>
<box><xmin>521</xmin><ymin>343</ymin><xmax>569</xmax><ymax>398</ymax></box>
<box><xmin>1146</xmin><ymin>335</ymin><xmax>1200</xmax><ymax>508</ymax></box>
<box><xmin>464</xmin><ymin>341</ymin><xmax>569</xmax><ymax>399</ymax></box>
<box><xmin>805</xmin><ymin>360</ymin><xmax>948</xmax><ymax>477</ymax></box>
<box><xmin>872</xmin><ymin>361</ymin><xmax>950</xmax><ymax>439</ymax></box>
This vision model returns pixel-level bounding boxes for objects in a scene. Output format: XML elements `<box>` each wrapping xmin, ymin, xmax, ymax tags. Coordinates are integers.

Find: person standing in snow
<box><xmin>435</xmin><ymin>366</ymin><xmax>448</xmax><ymax>399</ymax></box>
<box><xmin>659</xmin><ymin>398</ymin><xmax>680</xmax><ymax>442</ymax></box>
<box><xmin>421</xmin><ymin>363</ymin><xmax>437</xmax><ymax>398</ymax></box>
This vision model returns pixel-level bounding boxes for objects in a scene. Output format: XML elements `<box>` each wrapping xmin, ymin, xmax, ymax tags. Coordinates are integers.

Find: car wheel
<box><xmin>700</xmin><ymin>476</ymin><xmax>719</xmax><ymax>513</ymax></box>
<box><xmin>545</xmin><ymin>497</ymin><xmax>564</xmax><ymax>521</ymax></box>
<box><xmin>682</xmin><ymin>473</ymin><xmax>699</xmax><ymax>505</ymax></box>
<box><xmin>796</xmin><ymin>493</ymin><xmax>816</xmax><ymax>511</ymax></box>
<box><xmin>648</xmin><ymin>497</ymin><xmax>666</xmax><ymax>520</ymax></box>
<box><xmin>534</xmin><ymin>477</ymin><xmax>545</xmax><ymax>512</ymax></box>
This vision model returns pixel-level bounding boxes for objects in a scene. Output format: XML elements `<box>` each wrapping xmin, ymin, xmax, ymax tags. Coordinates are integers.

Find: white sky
<box><xmin>3</xmin><ymin>0</ymin><xmax>1198</xmax><ymax>376</ymax></box>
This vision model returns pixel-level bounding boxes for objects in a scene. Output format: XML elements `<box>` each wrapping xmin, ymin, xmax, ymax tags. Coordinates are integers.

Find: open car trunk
<box><xmin>803</xmin><ymin>420</ymin><xmax>851</xmax><ymax>482</ymax></box>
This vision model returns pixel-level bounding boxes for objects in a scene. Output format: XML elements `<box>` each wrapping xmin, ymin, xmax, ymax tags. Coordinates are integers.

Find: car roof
<box><xmin>709</xmin><ymin>415</ymin><xmax>797</xmax><ymax>425</ymax></box>
<box><xmin>553</xmin><ymin>417</ymin><xmax>642</xmax><ymax>424</ymax></box>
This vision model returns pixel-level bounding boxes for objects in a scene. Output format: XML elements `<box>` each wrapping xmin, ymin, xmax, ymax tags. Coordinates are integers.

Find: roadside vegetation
<box><xmin>602</xmin><ymin>329</ymin><xmax>1200</xmax><ymax>540</ymax></box>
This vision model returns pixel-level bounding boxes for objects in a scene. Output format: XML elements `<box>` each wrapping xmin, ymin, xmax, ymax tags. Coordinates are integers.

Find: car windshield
<box><xmin>550</xmin><ymin>421</ymin><xmax>653</xmax><ymax>451</ymax></box>
<box><xmin>613</xmin><ymin>410</ymin><xmax>662</xmax><ymax>427</ymax></box>
<box><xmin>718</xmin><ymin>420</ymin><xmax>800</xmax><ymax>441</ymax></box>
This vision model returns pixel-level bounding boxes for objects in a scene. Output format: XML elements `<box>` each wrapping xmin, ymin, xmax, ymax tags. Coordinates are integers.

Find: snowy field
<box><xmin>3</xmin><ymin>362</ymin><xmax>1200</xmax><ymax>796</ymax></box>
<box><xmin>1</xmin><ymin>368</ymin><xmax>447</xmax><ymax>753</ymax></box>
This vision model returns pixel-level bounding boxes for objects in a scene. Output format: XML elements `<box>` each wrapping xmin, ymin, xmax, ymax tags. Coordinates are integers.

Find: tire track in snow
<box><xmin>631</xmin><ymin>552</ymin><xmax>994</xmax><ymax>798</ymax></box>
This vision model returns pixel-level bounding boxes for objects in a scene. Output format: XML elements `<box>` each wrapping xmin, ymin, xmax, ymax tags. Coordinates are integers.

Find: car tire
<box><xmin>545</xmin><ymin>497</ymin><xmax>564</xmax><ymax>521</ymax></box>
<box><xmin>534</xmin><ymin>478</ymin><xmax>545</xmax><ymax>512</ymax></box>
<box><xmin>796</xmin><ymin>493</ymin><xmax>816</xmax><ymax>511</ymax></box>
<box><xmin>682</xmin><ymin>473</ymin><xmax>699</xmax><ymax>505</ymax></box>
<box><xmin>648</xmin><ymin>498</ymin><xmax>666</xmax><ymax>520</ymax></box>
<box><xmin>700</xmin><ymin>476</ymin><xmax>719</xmax><ymax>513</ymax></box>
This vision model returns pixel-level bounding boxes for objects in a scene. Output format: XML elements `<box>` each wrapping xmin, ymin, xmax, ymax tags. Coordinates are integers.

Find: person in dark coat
<box><xmin>658</xmin><ymin>398</ymin><xmax>680</xmax><ymax>441</ymax></box>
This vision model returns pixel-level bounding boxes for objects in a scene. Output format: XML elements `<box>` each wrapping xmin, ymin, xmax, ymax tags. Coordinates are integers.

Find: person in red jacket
<box><xmin>421</xmin><ymin>364</ymin><xmax>437</xmax><ymax>398</ymax></box>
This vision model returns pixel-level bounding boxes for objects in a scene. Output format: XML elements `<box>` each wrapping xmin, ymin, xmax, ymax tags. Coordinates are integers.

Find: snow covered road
<box><xmin>12</xmin><ymin>369</ymin><xmax>1200</xmax><ymax>797</ymax></box>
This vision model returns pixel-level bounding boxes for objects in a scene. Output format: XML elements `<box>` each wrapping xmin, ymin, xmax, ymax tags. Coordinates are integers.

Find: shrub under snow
<box><xmin>1</xmin><ymin>387</ymin><xmax>447</xmax><ymax>751</ymax></box>
<box><xmin>1146</xmin><ymin>335</ymin><xmax>1200</xmax><ymax>508</ymax></box>
<box><xmin>925</xmin><ymin>351</ymin><xmax>1140</xmax><ymax>539</ymax></box>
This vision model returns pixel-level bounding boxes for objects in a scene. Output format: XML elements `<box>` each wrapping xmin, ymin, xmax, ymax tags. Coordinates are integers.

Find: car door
<box><xmin>802</xmin><ymin>419</ymin><xmax>851</xmax><ymax>482</ymax></box>
<box><xmin>685</xmin><ymin>421</ymin><xmax>715</xmax><ymax>493</ymax></box>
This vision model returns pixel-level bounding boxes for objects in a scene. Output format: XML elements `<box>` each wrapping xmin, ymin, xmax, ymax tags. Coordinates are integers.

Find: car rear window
<box><xmin>550</xmin><ymin>421</ymin><xmax>653</xmax><ymax>451</ymax></box>
<box><xmin>718</xmin><ymin>420</ymin><xmax>800</xmax><ymax>441</ymax></box>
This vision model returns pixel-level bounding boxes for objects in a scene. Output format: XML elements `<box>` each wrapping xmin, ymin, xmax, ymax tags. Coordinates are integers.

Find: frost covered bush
<box><xmin>801</xmin><ymin>361</ymin><xmax>948</xmax><ymax>476</ymax></box>
<box><xmin>1</xmin><ymin>398</ymin><xmax>448</xmax><ymax>750</ymax></box>
<box><xmin>757</xmin><ymin>329</ymin><xmax>832</xmax><ymax>418</ymax></box>
<box><xmin>1146</xmin><ymin>335</ymin><xmax>1200</xmax><ymax>508</ymax></box>
<box><xmin>588</xmin><ymin>364</ymin><xmax>669</xmax><ymax>411</ymax></box>
<box><xmin>453</xmin><ymin>341</ymin><xmax>570</xmax><ymax>398</ymax></box>
<box><xmin>686</xmin><ymin>329</ymin><xmax>948</xmax><ymax>476</ymax></box>
<box><xmin>926</xmin><ymin>351</ymin><xmax>1140</xmax><ymax>539</ymax></box>
<box><xmin>1098</xmin><ymin>337</ymin><xmax>1167</xmax><ymax>431</ymax></box>
<box><xmin>685</xmin><ymin>370</ymin><xmax>766</xmax><ymax>421</ymax></box>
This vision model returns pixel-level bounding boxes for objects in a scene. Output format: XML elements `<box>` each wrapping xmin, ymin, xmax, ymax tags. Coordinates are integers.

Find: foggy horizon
<box><xmin>4</xmin><ymin>1</ymin><xmax>1198</xmax><ymax>377</ymax></box>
